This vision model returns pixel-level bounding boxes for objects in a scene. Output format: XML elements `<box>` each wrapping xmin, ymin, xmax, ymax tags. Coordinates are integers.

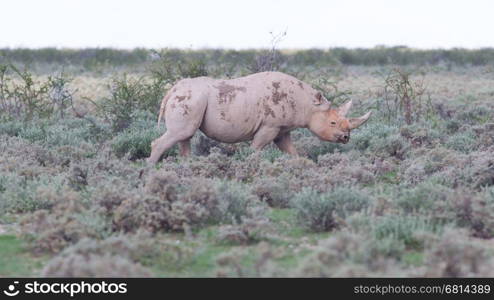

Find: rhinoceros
<box><xmin>146</xmin><ymin>71</ymin><xmax>371</xmax><ymax>164</ymax></box>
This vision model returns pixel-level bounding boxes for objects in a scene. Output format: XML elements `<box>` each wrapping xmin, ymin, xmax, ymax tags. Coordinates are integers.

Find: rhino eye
<box><xmin>330</xmin><ymin>121</ymin><xmax>336</xmax><ymax>125</ymax></box>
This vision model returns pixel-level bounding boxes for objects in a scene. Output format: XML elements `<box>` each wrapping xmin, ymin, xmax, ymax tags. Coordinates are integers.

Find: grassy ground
<box><xmin>0</xmin><ymin>234</ymin><xmax>45</xmax><ymax>276</ymax></box>
<box><xmin>1</xmin><ymin>57</ymin><xmax>494</xmax><ymax>277</ymax></box>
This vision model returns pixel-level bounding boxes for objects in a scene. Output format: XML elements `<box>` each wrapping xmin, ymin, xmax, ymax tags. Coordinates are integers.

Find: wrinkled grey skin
<box><xmin>147</xmin><ymin>71</ymin><xmax>370</xmax><ymax>164</ymax></box>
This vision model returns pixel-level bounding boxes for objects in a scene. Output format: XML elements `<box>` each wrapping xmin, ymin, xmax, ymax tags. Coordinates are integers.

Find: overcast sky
<box><xmin>1</xmin><ymin>0</ymin><xmax>493</xmax><ymax>49</ymax></box>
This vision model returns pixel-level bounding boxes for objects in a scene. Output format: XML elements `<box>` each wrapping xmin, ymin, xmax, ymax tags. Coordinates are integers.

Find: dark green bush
<box><xmin>92</xmin><ymin>75</ymin><xmax>166</xmax><ymax>132</ymax></box>
<box><xmin>0</xmin><ymin>64</ymin><xmax>75</xmax><ymax>120</ymax></box>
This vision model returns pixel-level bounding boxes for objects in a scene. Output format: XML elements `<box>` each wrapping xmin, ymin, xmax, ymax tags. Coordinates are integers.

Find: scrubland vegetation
<box><xmin>1</xmin><ymin>47</ymin><xmax>494</xmax><ymax>277</ymax></box>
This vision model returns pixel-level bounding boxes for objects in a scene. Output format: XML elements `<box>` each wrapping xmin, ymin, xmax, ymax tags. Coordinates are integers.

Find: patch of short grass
<box><xmin>0</xmin><ymin>235</ymin><xmax>46</xmax><ymax>276</ymax></box>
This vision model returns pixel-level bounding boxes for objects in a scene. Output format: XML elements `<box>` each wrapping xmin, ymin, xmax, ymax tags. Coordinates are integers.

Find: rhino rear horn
<box><xmin>338</xmin><ymin>100</ymin><xmax>353</xmax><ymax>117</ymax></box>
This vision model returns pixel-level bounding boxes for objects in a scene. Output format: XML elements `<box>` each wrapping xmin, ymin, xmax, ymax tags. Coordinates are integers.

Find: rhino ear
<box><xmin>349</xmin><ymin>111</ymin><xmax>372</xmax><ymax>129</ymax></box>
<box><xmin>312</xmin><ymin>92</ymin><xmax>324</xmax><ymax>106</ymax></box>
<box><xmin>312</xmin><ymin>92</ymin><xmax>331</xmax><ymax>109</ymax></box>
<box><xmin>338</xmin><ymin>100</ymin><xmax>352</xmax><ymax>117</ymax></box>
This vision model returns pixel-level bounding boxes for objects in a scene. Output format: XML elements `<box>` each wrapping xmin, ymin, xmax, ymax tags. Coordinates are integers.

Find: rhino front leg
<box><xmin>251</xmin><ymin>126</ymin><xmax>280</xmax><ymax>151</ymax></box>
<box><xmin>274</xmin><ymin>132</ymin><xmax>298</xmax><ymax>156</ymax></box>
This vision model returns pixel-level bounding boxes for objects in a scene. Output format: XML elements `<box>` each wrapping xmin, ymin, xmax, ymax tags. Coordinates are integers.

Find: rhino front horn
<box><xmin>349</xmin><ymin>111</ymin><xmax>372</xmax><ymax>129</ymax></box>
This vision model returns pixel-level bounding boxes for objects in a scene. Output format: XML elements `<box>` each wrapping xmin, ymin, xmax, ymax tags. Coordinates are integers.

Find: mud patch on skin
<box><xmin>289</xmin><ymin>99</ymin><xmax>297</xmax><ymax>110</ymax></box>
<box><xmin>281</xmin><ymin>105</ymin><xmax>286</xmax><ymax>119</ymax></box>
<box><xmin>263</xmin><ymin>103</ymin><xmax>276</xmax><ymax>118</ymax></box>
<box><xmin>179</xmin><ymin>103</ymin><xmax>190</xmax><ymax>116</ymax></box>
<box><xmin>297</xmin><ymin>81</ymin><xmax>304</xmax><ymax>89</ymax></box>
<box><xmin>175</xmin><ymin>90</ymin><xmax>192</xmax><ymax>102</ymax></box>
<box><xmin>271</xmin><ymin>82</ymin><xmax>288</xmax><ymax>105</ymax></box>
<box><xmin>215</xmin><ymin>82</ymin><xmax>246</xmax><ymax>105</ymax></box>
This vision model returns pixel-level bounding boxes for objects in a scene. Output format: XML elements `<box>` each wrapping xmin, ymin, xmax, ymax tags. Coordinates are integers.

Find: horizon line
<box><xmin>2</xmin><ymin>45</ymin><xmax>494</xmax><ymax>51</ymax></box>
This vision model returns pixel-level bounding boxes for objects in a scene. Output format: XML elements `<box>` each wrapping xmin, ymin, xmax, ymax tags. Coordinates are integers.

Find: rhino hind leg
<box><xmin>179</xmin><ymin>139</ymin><xmax>191</xmax><ymax>156</ymax></box>
<box><xmin>147</xmin><ymin>95</ymin><xmax>207</xmax><ymax>164</ymax></box>
<box><xmin>274</xmin><ymin>132</ymin><xmax>298</xmax><ymax>156</ymax></box>
<box><xmin>251</xmin><ymin>126</ymin><xmax>280</xmax><ymax>151</ymax></box>
<box><xmin>146</xmin><ymin>132</ymin><xmax>182</xmax><ymax>164</ymax></box>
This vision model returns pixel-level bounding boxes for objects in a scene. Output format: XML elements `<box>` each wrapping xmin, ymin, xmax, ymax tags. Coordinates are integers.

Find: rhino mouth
<box><xmin>338</xmin><ymin>137</ymin><xmax>349</xmax><ymax>144</ymax></box>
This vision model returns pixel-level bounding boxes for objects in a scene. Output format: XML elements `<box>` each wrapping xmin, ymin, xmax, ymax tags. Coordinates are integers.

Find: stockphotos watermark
<box><xmin>2</xmin><ymin>280</ymin><xmax>127</xmax><ymax>297</ymax></box>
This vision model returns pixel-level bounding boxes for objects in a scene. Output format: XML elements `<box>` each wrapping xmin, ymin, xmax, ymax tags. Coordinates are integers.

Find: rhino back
<box><xmin>199</xmin><ymin>72</ymin><xmax>315</xmax><ymax>143</ymax></box>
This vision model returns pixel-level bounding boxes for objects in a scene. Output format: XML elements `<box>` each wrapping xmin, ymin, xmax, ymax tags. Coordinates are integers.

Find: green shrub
<box><xmin>112</xmin><ymin>126</ymin><xmax>165</xmax><ymax>160</ymax></box>
<box><xmin>350</xmin><ymin>122</ymin><xmax>397</xmax><ymax>152</ymax></box>
<box><xmin>372</xmin><ymin>215</ymin><xmax>437</xmax><ymax>249</ymax></box>
<box><xmin>0</xmin><ymin>119</ymin><xmax>24</xmax><ymax>136</ymax></box>
<box><xmin>291</xmin><ymin>187</ymin><xmax>371</xmax><ymax>232</ymax></box>
<box><xmin>445</xmin><ymin>130</ymin><xmax>478</xmax><ymax>153</ymax></box>
<box><xmin>211</xmin><ymin>180</ymin><xmax>261</xmax><ymax>224</ymax></box>
<box><xmin>0</xmin><ymin>174</ymin><xmax>66</xmax><ymax>214</ymax></box>
<box><xmin>454</xmin><ymin>104</ymin><xmax>492</xmax><ymax>124</ymax></box>
<box><xmin>92</xmin><ymin>74</ymin><xmax>165</xmax><ymax>132</ymax></box>
<box><xmin>396</xmin><ymin>182</ymin><xmax>451</xmax><ymax>213</ymax></box>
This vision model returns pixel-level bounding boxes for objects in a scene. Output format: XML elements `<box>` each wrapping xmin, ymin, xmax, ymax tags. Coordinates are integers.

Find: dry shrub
<box><xmin>474</xmin><ymin>123</ymin><xmax>494</xmax><ymax>149</ymax></box>
<box><xmin>450</xmin><ymin>190</ymin><xmax>494</xmax><ymax>239</ymax></box>
<box><xmin>192</xmin><ymin>133</ymin><xmax>239</xmax><ymax>156</ymax></box>
<box><xmin>143</xmin><ymin>170</ymin><xmax>179</xmax><ymax>200</ymax></box>
<box><xmin>399</xmin><ymin>125</ymin><xmax>439</xmax><ymax>148</ymax></box>
<box><xmin>40</xmin><ymin>233</ymin><xmax>193</xmax><ymax>276</ymax></box>
<box><xmin>163</xmin><ymin>148</ymin><xmax>234</xmax><ymax>179</ymax></box>
<box><xmin>253</xmin><ymin>175</ymin><xmax>291</xmax><ymax>208</ymax></box>
<box><xmin>318</xmin><ymin>152</ymin><xmax>376</xmax><ymax>186</ymax></box>
<box><xmin>216</xmin><ymin>216</ymin><xmax>272</xmax><ymax>245</ymax></box>
<box><xmin>0</xmin><ymin>136</ymin><xmax>63</xmax><ymax>177</ymax></box>
<box><xmin>67</xmin><ymin>165</ymin><xmax>88</xmax><ymax>190</ymax></box>
<box><xmin>91</xmin><ymin>179</ymin><xmax>138</xmax><ymax>216</ymax></box>
<box><xmin>380</xmin><ymin>68</ymin><xmax>428</xmax><ymax>125</ymax></box>
<box><xmin>112</xmin><ymin>171</ymin><xmax>263</xmax><ymax>233</ymax></box>
<box><xmin>21</xmin><ymin>193</ymin><xmax>102</xmax><ymax>254</ymax></box>
<box><xmin>86</xmin><ymin>154</ymin><xmax>143</xmax><ymax>186</ymax></box>
<box><xmin>216</xmin><ymin>242</ymin><xmax>280</xmax><ymax>277</ymax></box>
<box><xmin>402</xmin><ymin>146</ymin><xmax>494</xmax><ymax>189</ymax></box>
<box><xmin>297</xmin><ymin>230</ymin><xmax>405</xmax><ymax>277</ymax></box>
<box><xmin>465</xmin><ymin>149</ymin><xmax>494</xmax><ymax>189</ymax></box>
<box><xmin>401</xmin><ymin>147</ymin><xmax>464</xmax><ymax>185</ymax></box>
<box><xmin>232</xmin><ymin>152</ymin><xmax>264</xmax><ymax>182</ymax></box>
<box><xmin>42</xmin><ymin>253</ymin><xmax>152</xmax><ymax>277</ymax></box>
<box><xmin>113</xmin><ymin>194</ymin><xmax>175</xmax><ymax>233</ymax></box>
<box><xmin>425</xmin><ymin>228</ymin><xmax>494</xmax><ymax>277</ymax></box>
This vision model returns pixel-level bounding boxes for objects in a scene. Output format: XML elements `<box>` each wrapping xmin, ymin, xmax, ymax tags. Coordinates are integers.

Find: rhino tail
<box><xmin>157</xmin><ymin>93</ymin><xmax>170</xmax><ymax>129</ymax></box>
